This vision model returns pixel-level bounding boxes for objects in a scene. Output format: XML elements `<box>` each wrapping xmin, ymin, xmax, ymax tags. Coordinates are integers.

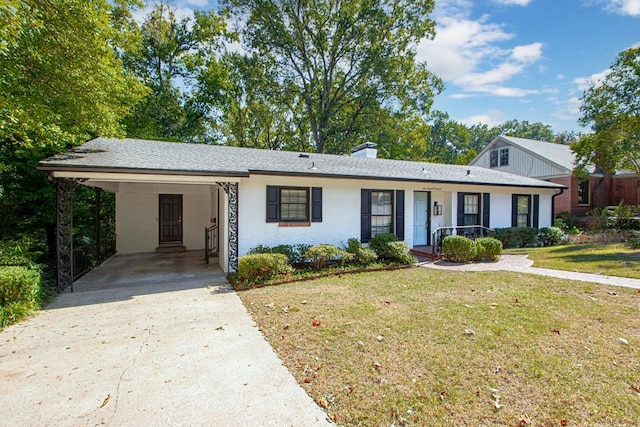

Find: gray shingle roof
<box><xmin>497</xmin><ymin>136</ymin><xmax>575</xmax><ymax>172</ymax></box>
<box><xmin>38</xmin><ymin>138</ymin><xmax>564</xmax><ymax>189</ymax></box>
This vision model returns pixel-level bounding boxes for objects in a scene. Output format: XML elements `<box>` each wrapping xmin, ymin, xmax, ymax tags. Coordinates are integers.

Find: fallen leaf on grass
<box><xmin>608</xmin><ymin>291</ymin><xmax>617</xmax><ymax>296</ymax></box>
<box><xmin>619</xmin><ymin>338</ymin><xmax>629</xmax><ymax>345</ymax></box>
<box><xmin>317</xmin><ymin>397</ymin><xmax>328</xmax><ymax>408</ymax></box>
<box><xmin>550</xmin><ymin>329</ymin><xmax>560</xmax><ymax>335</ymax></box>
<box><xmin>630</xmin><ymin>385</ymin><xmax>640</xmax><ymax>395</ymax></box>
<box><xmin>312</xmin><ymin>320</ymin><xmax>321</xmax><ymax>327</ymax></box>
<box><xmin>376</xmin><ymin>335</ymin><xmax>384</xmax><ymax>342</ymax></box>
<box><xmin>439</xmin><ymin>391</ymin><xmax>446</xmax><ymax>402</ymax></box>
<box><xmin>463</xmin><ymin>329</ymin><xmax>475</xmax><ymax>336</ymax></box>
<box><xmin>560</xmin><ymin>419</ymin><xmax>568</xmax><ymax>426</ymax></box>
<box><xmin>519</xmin><ymin>419</ymin><xmax>529</xmax><ymax>426</ymax></box>
<box><xmin>99</xmin><ymin>394</ymin><xmax>111</xmax><ymax>408</ymax></box>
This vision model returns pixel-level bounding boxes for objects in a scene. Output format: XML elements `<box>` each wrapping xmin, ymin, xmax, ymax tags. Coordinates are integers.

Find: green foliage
<box><xmin>442</xmin><ymin>236</ymin><xmax>477</xmax><ymax>263</ymax></box>
<box><xmin>475</xmin><ymin>237</ymin><xmax>503</xmax><ymax>261</ymax></box>
<box><xmin>0</xmin><ymin>266</ymin><xmax>41</xmax><ymax>327</ymax></box>
<box><xmin>0</xmin><ymin>240</ymin><xmax>40</xmax><ymax>269</ymax></box>
<box><xmin>304</xmin><ymin>244</ymin><xmax>353</xmax><ymax>270</ymax></box>
<box><xmin>493</xmin><ymin>227</ymin><xmax>539</xmax><ymax>248</ymax></box>
<box><xmin>610</xmin><ymin>204</ymin><xmax>640</xmax><ymax>231</ymax></box>
<box><xmin>226</xmin><ymin>0</ymin><xmax>443</xmax><ymax>154</ymax></box>
<box><xmin>345</xmin><ymin>238</ymin><xmax>378</xmax><ymax>266</ymax></box>
<box><xmin>628</xmin><ymin>237</ymin><xmax>640</xmax><ymax>249</ymax></box>
<box><xmin>236</xmin><ymin>253</ymin><xmax>292</xmax><ymax>284</ymax></box>
<box><xmin>121</xmin><ymin>2</ymin><xmax>232</xmax><ymax>142</ymax></box>
<box><xmin>369</xmin><ymin>233</ymin><xmax>399</xmax><ymax>259</ymax></box>
<box><xmin>385</xmin><ymin>242</ymin><xmax>416</xmax><ymax>265</ymax></box>
<box><xmin>538</xmin><ymin>227</ymin><xmax>569</xmax><ymax>247</ymax></box>
<box><xmin>247</xmin><ymin>243</ymin><xmax>311</xmax><ymax>264</ymax></box>
<box><xmin>575</xmin><ymin>46</ymin><xmax>640</xmax><ymax>177</ymax></box>
<box><xmin>554</xmin><ymin>212</ymin><xmax>580</xmax><ymax>234</ymax></box>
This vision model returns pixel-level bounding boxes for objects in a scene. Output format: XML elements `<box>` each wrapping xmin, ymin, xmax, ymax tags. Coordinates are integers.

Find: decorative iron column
<box><xmin>56</xmin><ymin>178</ymin><xmax>76</xmax><ymax>292</ymax></box>
<box><xmin>217</xmin><ymin>182</ymin><xmax>239</xmax><ymax>272</ymax></box>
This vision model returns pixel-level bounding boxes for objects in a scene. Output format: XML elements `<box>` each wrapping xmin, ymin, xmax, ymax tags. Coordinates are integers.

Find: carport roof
<box><xmin>38</xmin><ymin>137</ymin><xmax>565</xmax><ymax>189</ymax></box>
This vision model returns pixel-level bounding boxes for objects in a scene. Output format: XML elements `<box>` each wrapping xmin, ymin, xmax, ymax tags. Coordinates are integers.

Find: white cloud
<box><xmin>573</xmin><ymin>69</ymin><xmax>612</xmax><ymax>92</ymax></box>
<box><xmin>512</xmin><ymin>42</ymin><xmax>543</xmax><ymax>63</ymax></box>
<box><xmin>492</xmin><ymin>0</ymin><xmax>532</xmax><ymax>5</ymax></box>
<box><xmin>460</xmin><ymin>110</ymin><xmax>508</xmax><ymax>127</ymax></box>
<box><xmin>417</xmin><ymin>3</ymin><xmax>544</xmax><ymax>98</ymax></box>
<box><xmin>600</xmin><ymin>0</ymin><xmax>640</xmax><ymax>16</ymax></box>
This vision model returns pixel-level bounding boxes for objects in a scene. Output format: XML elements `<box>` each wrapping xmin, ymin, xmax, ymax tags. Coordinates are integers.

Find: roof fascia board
<box><xmin>37</xmin><ymin>165</ymin><xmax>249</xmax><ymax>178</ymax></box>
<box><xmin>248</xmin><ymin>170</ymin><xmax>566</xmax><ymax>190</ymax></box>
<box><xmin>50</xmin><ymin>171</ymin><xmax>242</xmax><ymax>184</ymax></box>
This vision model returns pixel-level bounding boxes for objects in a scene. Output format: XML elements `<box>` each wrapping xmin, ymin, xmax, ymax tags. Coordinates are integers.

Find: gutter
<box><xmin>551</xmin><ymin>188</ymin><xmax>565</xmax><ymax>225</ymax></box>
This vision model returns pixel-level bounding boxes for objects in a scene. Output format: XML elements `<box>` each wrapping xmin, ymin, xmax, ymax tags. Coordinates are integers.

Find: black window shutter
<box><xmin>266</xmin><ymin>186</ymin><xmax>279</xmax><ymax>222</ymax></box>
<box><xmin>533</xmin><ymin>195</ymin><xmax>539</xmax><ymax>228</ymax></box>
<box><xmin>395</xmin><ymin>190</ymin><xmax>405</xmax><ymax>241</ymax></box>
<box><xmin>511</xmin><ymin>194</ymin><xmax>518</xmax><ymax>227</ymax></box>
<box><xmin>482</xmin><ymin>193</ymin><xmax>490</xmax><ymax>228</ymax></box>
<box><xmin>311</xmin><ymin>187</ymin><xmax>322</xmax><ymax>222</ymax></box>
<box><xmin>361</xmin><ymin>189</ymin><xmax>371</xmax><ymax>242</ymax></box>
<box><xmin>457</xmin><ymin>192</ymin><xmax>465</xmax><ymax>227</ymax></box>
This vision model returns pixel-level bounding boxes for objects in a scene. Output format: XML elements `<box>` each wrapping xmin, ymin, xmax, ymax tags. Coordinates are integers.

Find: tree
<box><xmin>0</xmin><ymin>0</ymin><xmax>146</xmax><ymax>249</ymax></box>
<box><xmin>573</xmin><ymin>46</ymin><xmax>640</xmax><ymax>176</ymax></box>
<box><xmin>226</xmin><ymin>0</ymin><xmax>443</xmax><ymax>154</ymax></box>
<box><xmin>497</xmin><ymin>119</ymin><xmax>555</xmax><ymax>142</ymax></box>
<box><xmin>121</xmin><ymin>2</ymin><xmax>230</xmax><ymax>142</ymax></box>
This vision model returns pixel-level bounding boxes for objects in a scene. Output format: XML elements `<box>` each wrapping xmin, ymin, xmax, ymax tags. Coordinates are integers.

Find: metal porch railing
<box><xmin>431</xmin><ymin>225</ymin><xmax>495</xmax><ymax>256</ymax></box>
<box><xmin>205</xmin><ymin>225</ymin><xmax>219</xmax><ymax>264</ymax></box>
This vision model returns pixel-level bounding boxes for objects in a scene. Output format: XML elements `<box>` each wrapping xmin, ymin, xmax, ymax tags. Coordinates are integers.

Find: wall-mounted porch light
<box><xmin>433</xmin><ymin>201</ymin><xmax>442</xmax><ymax>216</ymax></box>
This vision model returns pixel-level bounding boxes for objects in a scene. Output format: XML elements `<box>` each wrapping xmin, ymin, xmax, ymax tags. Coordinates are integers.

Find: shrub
<box><xmin>538</xmin><ymin>227</ymin><xmax>569</xmax><ymax>247</ymax></box>
<box><xmin>475</xmin><ymin>237</ymin><xmax>503</xmax><ymax>260</ymax></box>
<box><xmin>345</xmin><ymin>238</ymin><xmax>378</xmax><ymax>265</ymax></box>
<box><xmin>236</xmin><ymin>253</ymin><xmax>292</xmax><ymax>284</ymax></box>
<box><xmin>369</xmin><ymin>233</ymin><xmax>398</xmax><ymax>259</ymax></box>
<box><xmin>304</xmin><ymin>244</ymin><xmax>354</xmax><ymax>270</ymax></box>
<box><xmin>386</xmin><ymin>241</ymin><xmax>416</xmax><ymax>264</ymax></box>
<box><xmin>554</xmin><ymin>213</ymin><xmax>580</xmax><ymax>234</ymax></box>
<box><xmin>0</xmin><ymin>266</ymin><xmax>41</xmax><ymax>327</ymax></box>
<box><xmin>0</xmin><ymin>241</ymin><xmax>40</xmax><ymax>269</ymax></box>
<box><xmin>628</xmin><ymin>237</ymin><xmax>640</xmax><ymax>249</ymax></box>
<box><xmin>442</xmin><ymin>236</ymin><xmax>476</xmax><ymax>263</ymax></box>
<box><xmin>493</xmin><ymin>227</ymin><xmax>538</xmax><ymax>248</ymax></box>
<box><xmin>473</xmin><ymin>241</ymin><xmax>486</xmax><ymax>261</ymax></box>
<box><xmin>247</xmin><ymin>244</ymin><xmax>311</xmax><ymax>264</ymax></box>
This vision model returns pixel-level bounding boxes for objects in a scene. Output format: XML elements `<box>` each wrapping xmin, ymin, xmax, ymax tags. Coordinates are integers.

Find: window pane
<box><xmin>516</xmin><ymin>196</ymin><xmax>529</xmax><ymax>227</ymax></box>
<box><xmin>578</xmin><ymin>179</ymin><xmax>590</xmax><ymax>205</ymax></box>
<box><xmin>371</xmin><ymin>191</ymin><xmax>393</xmax><ymax>238</ymax></box>
<box><xmin>500</xmin><ymin>148</ymin><xmax>509</xmax><ymax>166</ymax></box>
<box><xmin>464</xmin><ymin>194</ymin><xmax>478</xmax><ymax>214</ymax></box>
<box><xmin>280</xmin><ymin>188</ymin><xmax>308</xmax><ymax>221</ymax></box>
<box><xmin>490</xmin><ymin>151</ymin><xmax>498</xmax><ymax>167</ymax></box>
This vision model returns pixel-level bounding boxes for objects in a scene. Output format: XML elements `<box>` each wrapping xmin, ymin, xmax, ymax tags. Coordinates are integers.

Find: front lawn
<box><xmin>238</xmin><ymin>268</ymin><xmax>640</xmax><ymax>426</ymax></box>
<box><xmin>506</xmin><ymin>243</ymin><xmax>640</xmax><ymax>279</ymax></box>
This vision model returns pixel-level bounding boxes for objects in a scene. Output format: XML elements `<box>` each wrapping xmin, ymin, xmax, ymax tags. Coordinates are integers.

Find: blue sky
<box><xmin>142</xmin><ymin>0</ymin><xmax>640</xmax><ymax>134</ymax></box>
<box><xmin>416</xmin><ymin>0</ymin><xmax>640</xmax><ymax>133</ymax></box>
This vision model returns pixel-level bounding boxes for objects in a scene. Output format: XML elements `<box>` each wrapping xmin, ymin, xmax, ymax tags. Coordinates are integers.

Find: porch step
<box><xmin>156</xmin><ymin>244</ymin><xmax>186</xmax><ymax>253</ymax></box>
<box><xmin>410</xmin><ymin>246</ymin><xmax>443</xmax><ymax>260</ymax></box>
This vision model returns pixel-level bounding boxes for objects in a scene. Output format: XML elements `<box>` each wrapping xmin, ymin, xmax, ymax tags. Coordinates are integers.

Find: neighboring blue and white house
<box><xmin>38</xmin><ymin>138</ymin><xmax>564</xmax><ymax>284</ymax></box>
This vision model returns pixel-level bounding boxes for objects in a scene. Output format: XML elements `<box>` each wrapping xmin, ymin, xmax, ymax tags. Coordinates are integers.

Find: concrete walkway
<box><xmin>420</xmin><ymin>254</ymin><xmax>640</xmax><ymax>289</ymax></box>
<box><xmin>0</xmin><ymin>252</ymin><xmax>331</xmax><ymax>427</ymax></box>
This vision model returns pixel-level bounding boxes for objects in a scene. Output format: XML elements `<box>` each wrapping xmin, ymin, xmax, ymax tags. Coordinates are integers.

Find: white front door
<box><xmin>413</xmin><ymin>191</ymin><xmax>429</xmax><ymax>246</ymax></box>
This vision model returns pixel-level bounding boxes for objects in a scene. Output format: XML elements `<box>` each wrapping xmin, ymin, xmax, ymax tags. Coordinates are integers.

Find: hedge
<box><xmin>442</xmin><ymin>236</ymin><xmax>477</xmax><ymax>263</ymax></box>
<box><xmin>0</xmin><ymin>267</ymin><xmax>41</xmax><ymax>327</ymax></box>
<box><xmin>236</xmin><ymin>253</ymin><xmax>293</xmax><ymax>284</ymax></box>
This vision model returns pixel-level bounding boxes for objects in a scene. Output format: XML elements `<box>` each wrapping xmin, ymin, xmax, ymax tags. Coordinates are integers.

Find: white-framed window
<box><xmin>490</xmin><ymin>150</ymin><xmax>498</xmax><ymax>168</ymax></box>
<box><xmin>499</xmin><ymin>148</ymin><xmax>509</xmax><ymax>166</ymax></box>
<box><xmin>371</xmin><ymin>190</ymin><xmax>393</xmax><ymax>237</ymax></box>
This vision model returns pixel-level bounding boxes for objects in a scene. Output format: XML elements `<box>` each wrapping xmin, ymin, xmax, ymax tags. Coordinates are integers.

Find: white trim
<box><xmin>51</xmin><ymin>171</ymin><xmax>242</xmax><ymax>185</ymax></box>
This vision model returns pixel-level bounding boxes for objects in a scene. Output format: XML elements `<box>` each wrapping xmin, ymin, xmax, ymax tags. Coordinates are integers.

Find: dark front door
<box><xmin>159</xmin><ymin>194</ymin><xmax>183</xmax><ymax>243</ymax></box>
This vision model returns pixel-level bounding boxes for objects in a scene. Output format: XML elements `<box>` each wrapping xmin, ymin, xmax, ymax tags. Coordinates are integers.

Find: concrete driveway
<box><xmin>0</xmin><ymin>252</ymin><xmax>331</xmax><ymax>426</ymax></box>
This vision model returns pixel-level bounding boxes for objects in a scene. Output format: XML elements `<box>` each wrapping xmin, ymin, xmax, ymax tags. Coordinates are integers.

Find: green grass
<box><xmin>238</xmin><ymin>268</ymin><xmax>640</xmax><ymax>426</ymax></box>
<box><xmin>505</xmin><ymin>243</ymin><xmax>640</xmax><ymax>279</ymax></box>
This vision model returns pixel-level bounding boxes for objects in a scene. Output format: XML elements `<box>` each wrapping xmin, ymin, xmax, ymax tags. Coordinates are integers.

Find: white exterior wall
<box><xmin>237</xmin><ymin>175</ymin><xmax>556</xmax><ymax>256</ymax></box>
<box><xmin>472</xmin><ymin>144</ymin><xmax>567</xmax><ymax>179</ymax></box>
<box><xmin>115</xmin><ymin>183</ymin><xmax>213</xmax><ymax>254</ymax></box>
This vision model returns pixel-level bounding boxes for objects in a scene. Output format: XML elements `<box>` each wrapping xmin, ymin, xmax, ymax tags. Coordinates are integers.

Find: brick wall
<box><xmin>550</xmin><ymin>174</ymin><xmax>614</xmax><ymax>217</ymax></box>
<box><xmin>612</xmin><ymin>176</ymin><xmax>639</xmax><ymax>205</ymax></box>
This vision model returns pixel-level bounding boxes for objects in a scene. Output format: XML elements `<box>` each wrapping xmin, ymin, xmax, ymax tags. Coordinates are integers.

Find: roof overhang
<box><xmin>43</xmin><ymin>170</ymin><xmax>243</xmax><ymax>185</ymax></box>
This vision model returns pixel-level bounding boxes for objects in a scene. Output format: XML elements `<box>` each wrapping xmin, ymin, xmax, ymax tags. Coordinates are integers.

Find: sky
<box><xmin>139</xmin><ymin>0</ymin><xmax>640</xmax><ymax>134</ymax></box>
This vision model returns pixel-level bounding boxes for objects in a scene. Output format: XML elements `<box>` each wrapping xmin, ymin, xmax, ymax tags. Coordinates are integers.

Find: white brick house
<box><xmin>39</xmin><ymin>138</ymin><xmax>564</xmax><ymax>286</ymax></box>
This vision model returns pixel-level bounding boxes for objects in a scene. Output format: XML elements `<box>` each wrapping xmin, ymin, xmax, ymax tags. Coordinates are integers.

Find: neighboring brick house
<box><xmin>470</xmin><ymin>136</ymin><xmax>639</xmax><ymax>218</ymax></box>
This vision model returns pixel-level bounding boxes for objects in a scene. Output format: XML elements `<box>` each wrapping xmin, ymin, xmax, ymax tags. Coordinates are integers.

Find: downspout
<box><xmin>551</xmin><ymin>188</ymin><xmax>565</xmax><ymax>225</ymax></box>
